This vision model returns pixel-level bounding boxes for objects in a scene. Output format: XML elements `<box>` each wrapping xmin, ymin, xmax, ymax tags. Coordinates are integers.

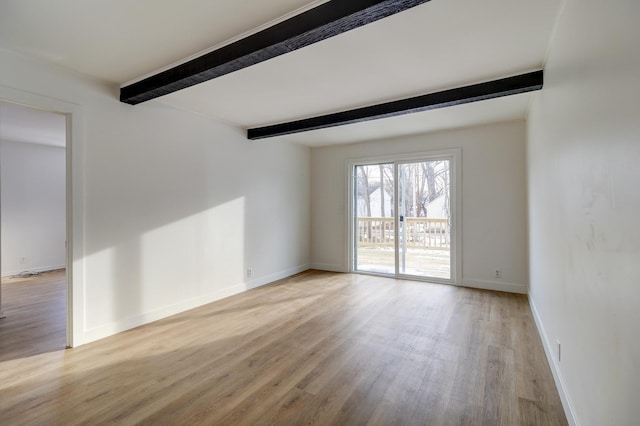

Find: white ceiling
<box><xmin>0</xmin><ymin>0</ymin><xmax>562</xmax><ymax>146</ymax></box>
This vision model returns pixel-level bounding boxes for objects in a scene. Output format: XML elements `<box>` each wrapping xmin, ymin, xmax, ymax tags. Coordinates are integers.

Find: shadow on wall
<box><xmin>80</xmin><ymin>102</ymin><xmax>309</xmax><ymax>337</ymax></box>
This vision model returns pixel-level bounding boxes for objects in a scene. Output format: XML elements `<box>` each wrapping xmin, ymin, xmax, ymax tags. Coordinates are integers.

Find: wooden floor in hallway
<box><xmin>0</xmin><ymin>269</ymin><xmax>567</xmax><ymax>425</ymax></box>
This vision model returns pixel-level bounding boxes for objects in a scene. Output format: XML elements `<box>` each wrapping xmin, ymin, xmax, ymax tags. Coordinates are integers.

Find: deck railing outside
<box><xmin>357</xmin><ymin>217</ymin><xmax>450</xmax><ymax>250</ymax></box>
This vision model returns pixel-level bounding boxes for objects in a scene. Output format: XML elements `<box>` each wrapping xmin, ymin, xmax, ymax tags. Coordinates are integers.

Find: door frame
<box><xmin>0</xmin><ymin>86</ymin><xmax>86</xmax><ymax>347</ymax></box>
<box><xmin>346</xmin><ymin>149</ymin><xmax>462</xmax><ymax>285</ymax></box>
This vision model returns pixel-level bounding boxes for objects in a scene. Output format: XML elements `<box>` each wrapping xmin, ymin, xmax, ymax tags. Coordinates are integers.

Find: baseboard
<box><xmin>310</xmin><ymin>263</ymin><xmax>346</xmax><ymax>273</ymax></box>
<box><xmin>83</xmin><ymin>283</ymin><xmax>248</xmax><ymax>343</ymax></box>
<box><xmin>244</xmin><ymin>264</ymin><xmax>311</xmax><ymax>289</ymax></box>
<box><xmin>462</xmin><ymin>278</ymin><xmax>528</xmax><ymax>294</ymax></box>
<box><xmin>2</xmin><ymin>264</ymin><xmax>66</xmax><ymax>278</ymax></box>
<box><xmin>529</xmin><ymin>298</ymin><xmax>578</xmax><ymax>426</ymax></box>
<box><xmin>83</xmin><ymin>263</ymin><xmax>310</xmax><ymax>344</ymax></box>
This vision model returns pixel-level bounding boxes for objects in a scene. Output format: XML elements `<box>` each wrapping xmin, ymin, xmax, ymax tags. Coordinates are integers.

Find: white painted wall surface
<box><xmin>310</xmin><ymin>120</ymin><xmax>528</xmax><ymax>293</ymax></box>
<box><xmin>0</xmin><ymin>48</ymin><xmax>310</xmax><ymax>344</ymax></box>
<box><xmin>527</xmin><ymin>1</ymin><xmax>640</xmax><ymax>425</ymax></box>
<box><xmin>1</xmin><ymin>140</ymin><xmax>66</xmax><ymax>276</ymax></box>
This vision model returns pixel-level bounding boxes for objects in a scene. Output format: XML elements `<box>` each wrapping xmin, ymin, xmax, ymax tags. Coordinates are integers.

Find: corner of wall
<box><xmin>462</xmin><ymin>279</ymin><xmax>527</xmax><ymax>295</ymax></box>
<box><xmin>310</xmin><ymin>263</ymin><xmax>346</xmax><ymax>273</ymax></box>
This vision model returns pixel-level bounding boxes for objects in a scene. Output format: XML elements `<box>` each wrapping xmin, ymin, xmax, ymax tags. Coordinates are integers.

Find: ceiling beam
<box><xmin>247</xmin><ymin>71</ymin><xmax>544</xmax><ymax>140</ymax></box>
<box><xmin>120</xmin><ymin>0</ymin><xmax>432</xmax><ymax>105</ymax></box>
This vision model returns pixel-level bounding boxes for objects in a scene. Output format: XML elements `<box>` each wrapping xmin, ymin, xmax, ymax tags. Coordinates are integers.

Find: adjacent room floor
<box><xmin>0</xmin><ymin>270</ymin><xmax>566</xmax><ymax>425</ymax></box>
<box><xmin>0</xmin><ymin>270</ymin><xmax>66</xmax><ymax>362</ymax></box>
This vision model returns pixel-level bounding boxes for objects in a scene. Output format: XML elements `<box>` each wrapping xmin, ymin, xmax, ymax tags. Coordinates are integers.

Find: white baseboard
<box><xmin>83</xmin><ymin>282</ymin><xmax>248</xmax><ymax>343</ymax></box>
<box><xmin>310</xmin><ymin>263</ymin><xmax>346</xmax><ymax>273</ymax></box>
<box><xmin>244</xmin><ymin>264</ymin><xmax>310</xmax><ymax>289</ymax></box>
<box><xmin>529</xmin><ymin>298</ymin><xmax>578</xmax><ymax>426</ymax></box>
<box><xmin>462</xmin><ymin>278</ymin><xmax>528</xmax><ymax>294</ymax></box>
<box><xmin>83</xmin><ymin>263</ymin><xmax>310</xmax><ymax>344</ymax></box>
<box><xmin>2</xmin><ymin>264</ymin><xmax>66</xmax><ymax>278</ymax></box>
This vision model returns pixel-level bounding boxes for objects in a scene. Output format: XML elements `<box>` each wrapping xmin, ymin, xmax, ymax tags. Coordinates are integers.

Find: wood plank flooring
<box><xmin>0</xmin><ymin>270</ymin><xmax>67</xmax><ymax>362</ymax></box>
<box><xmin>0</xmin><ymin>270</ymin><xmax>567</xmax><ymax>425</ymax></box>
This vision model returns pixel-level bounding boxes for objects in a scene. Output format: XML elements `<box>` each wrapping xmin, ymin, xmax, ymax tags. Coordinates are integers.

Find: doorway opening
<box><xmin>349</xmin><ymin>150</ymin><xmax>461</xmax><ymax>284</ymax></box>
<box><xmin>0</xmin><ymin>101</ymin><xmax>68</xmax><ymax>357</ymax></box>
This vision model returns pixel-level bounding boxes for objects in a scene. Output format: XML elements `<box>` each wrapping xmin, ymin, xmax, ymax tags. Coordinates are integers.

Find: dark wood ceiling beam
<box><xmin>120</xmin><ymin>0</ymin><xmax>432</xmax><ymax>105</ymax></box>
<box><xmin>247</xmin><ymin>71</ymin><xmax>544</xmax><ymax>140</ymax></box>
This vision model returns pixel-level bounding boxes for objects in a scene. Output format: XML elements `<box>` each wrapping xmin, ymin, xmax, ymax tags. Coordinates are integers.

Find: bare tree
<box><xmin>382</xmin><ymin>165</ymin><xmax>394</xmax><ymax>217</ymax></box>
<box><xmin>358</xmin><ymin>167</ymin><xmax>372</xmax><ymax>218</ymax></box>
<box><xmin>379</xmin><ymin>164</ymin><xmax>385</xmax><ymax>218</ymax></box>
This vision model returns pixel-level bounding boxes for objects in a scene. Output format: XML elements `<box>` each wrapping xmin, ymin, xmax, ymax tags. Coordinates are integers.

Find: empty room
<box><xmin>0</xmin><ymin>0</ymin><xmax>638</xmax><ymax>425</ymax></box>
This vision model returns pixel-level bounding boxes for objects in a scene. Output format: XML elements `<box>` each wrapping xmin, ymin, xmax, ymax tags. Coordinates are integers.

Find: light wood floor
<box><xmin>0</xmin><ymin>270</ymin><xmax>567</xmax><ymax>425</ymax></box>
<box><xmin>0</xmin><ymin>270</ymin><xmax>67</xmax><ymax>362</ymax></box>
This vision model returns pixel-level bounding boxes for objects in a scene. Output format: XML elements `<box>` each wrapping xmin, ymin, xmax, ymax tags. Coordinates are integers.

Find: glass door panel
<box><xmin>398</xmin><ymin>160</ymin><xmax>451</xmax><ymax>280</ymax></box>
<box><xmin>354</xmin><ymin>163</ymin><xmax>395</xmax><ymax>274</ymax></box>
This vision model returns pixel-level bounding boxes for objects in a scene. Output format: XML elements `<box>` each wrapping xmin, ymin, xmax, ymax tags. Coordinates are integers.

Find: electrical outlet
<box><xmin>246</xmin><ymin>268</ymin><xmax>252</xmax><ymax>278</ymax></box>
<box><xmin>557</xmin><ymin>340</ymin><xmax>561</xmax><ymax>362</ymax></box>
<box><xmin>495</xmin><ymin>268</ymin><xmax>502</xmax><ymax>279</ymax></box>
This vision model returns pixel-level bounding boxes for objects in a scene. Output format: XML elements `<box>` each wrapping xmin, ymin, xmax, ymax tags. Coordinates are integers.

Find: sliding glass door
<box><xmin>353</xmin><ymin>155</ymin><xmax>455</xmax><ymax>283</ymax></box>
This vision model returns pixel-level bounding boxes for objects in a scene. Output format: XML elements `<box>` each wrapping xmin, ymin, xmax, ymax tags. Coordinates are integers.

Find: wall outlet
<box><xmin>494</xmin><ymin>268</ymin><xmax>502</xmax><ymax>279</ymax></box>
<box><xmin>557</xmin><ymin>340</ymin><xmax>561</xmax><ymax>363</ymax></box>
<box><xmin>246</xmin><ymin>268</ymin><xmax>252</xmax><ymax>278</ymax></box>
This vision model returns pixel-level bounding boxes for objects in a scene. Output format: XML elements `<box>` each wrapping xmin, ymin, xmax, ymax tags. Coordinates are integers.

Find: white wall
<box><xmin>1</xmin><ymin>140</ymin><xmax>66</xmax><ymax>276</ymax></box>
<box><xmin>527</xmin><ymin>0</ymin><xmax>640</xmax><ymax>424</ymax></box>
<box><xmin>0</xmin><ymin>48</ymin><xmax>310</xmax><ymax>344</ymax></box>
<box><xmin>310</xmin><ymin>120</ymin><xmax>528</xmax><ymax>293</ymax></box>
